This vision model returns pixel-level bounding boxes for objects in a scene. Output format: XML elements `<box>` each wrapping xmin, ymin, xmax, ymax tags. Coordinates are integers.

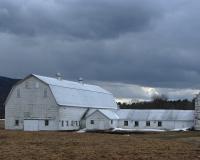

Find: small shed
<box><xmin>86</xmin><ymin>109</ymin><xmax>119</xmax><ymax>130</ymax></box>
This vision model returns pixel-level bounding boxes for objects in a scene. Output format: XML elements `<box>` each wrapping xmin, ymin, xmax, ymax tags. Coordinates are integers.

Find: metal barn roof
<box><xmin>116</xmin><ymin>110</ymin><xmax>194</xmax><ymax>121</ymax></box>
<box><xmin>98</xmin><ymin>109</ymin><xmax>119</xmax><ymax>119</ymax></box>
<box><xmin>33</xmin><ymin>74</ymin><xmax>117</xmax><ymax>109</ymax></box>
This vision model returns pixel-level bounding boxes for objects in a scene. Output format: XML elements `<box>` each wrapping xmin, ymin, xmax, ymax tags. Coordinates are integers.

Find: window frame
<box><xmin>90</xmin><ymin>120</ymin><xmax>94</xmax><ymax>124</ymax></box>
<box><xmin>15</xmin><ymin>120</ymin><xmax>19</xmax><ymax>126</ymax></box>
<box><xmin>17</xmin><ymin>88</ymin><xmax>20</xmax><ymax>98</ymax></box>
<box><xmin>66</xmin><ymin>121</ymin><xmax>68</xmax><ymax>126</ymax></box>
<box><xmin>25</xmin><ymin>81</ymin><xmax>29</xmax><ymax>89</ymax></box>
<box><xmin>135</xmin><ymin>121</ymin><xmax>139</xmax><ymax>127</ymax></box>
<box><xmin>44</xmin><ymin>88</ymin><xmax>48</xmax><ymax>98</ymax></box>
<box><xmin>158</xmin><ymin>121</ymin><xmax>162</xmax><ymax>127</ymax></box>
<box><xmin>71</xmin><ymin>121</ymin><xmax>74</xmax><ymax>126</ymax></box>
<box><xmin>124</xmin><ymin>121</ymin><xmax>128</xmax><ymax>126</ymax></box>
<box><xmin>61</xmin><ymin>120</ymin><xmax>64</xmax><ymax>127</ymax></box>
<box><xmin>146</xmin><ymin>121</ymin><xmax>150</xmax><ymax>127</ymax></box>
<box><xmin>45</xmin><ymin>120</ymin><xmax>49</xmax><ymax>126</ymax></box>
<box><xmin>35</xmin><ymin>82</ymin><xmax>39</xmax><ymax>88</ymax></box>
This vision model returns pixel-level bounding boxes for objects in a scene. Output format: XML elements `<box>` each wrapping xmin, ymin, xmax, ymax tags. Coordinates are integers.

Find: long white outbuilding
<box><xmin>85</xmin><ymin>109</ymin><xmax>194</xmax><ymax>131</ymax></box>
<box><xmin>5</xmin><ymin>74</ymin><xmax>196</xmax><ymax>131</ymax></box>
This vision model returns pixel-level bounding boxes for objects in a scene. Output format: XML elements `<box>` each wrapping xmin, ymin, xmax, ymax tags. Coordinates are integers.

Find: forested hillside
<box><xmin>0</xmin><ymin>76</ymin><xmax>19</xmax><ymax>118</ymax></box>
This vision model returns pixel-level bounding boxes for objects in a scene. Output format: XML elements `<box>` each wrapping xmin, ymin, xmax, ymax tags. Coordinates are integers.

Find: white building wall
<box><xmin>195</xmin><ymin>95</ymin><xmax>200</xmax><ymax>130</ymax></box>
<box><xmin>5</xmin><ymin>76</ymin><xmax>59</xmax><ymax>130</ymax></box>
<box><xmin>174</xmin><ymin>121</ymin><xmax>194</xmax><ymax>129</ymax></box>
<box><xmin>58</xmin><ymin>107</ymin><xmax>88</xmax><ymax>130</ymax></box>
<box><xmin>86</xmin><ymin>111</ymin><xmax>117</xmax><ymax>130</ymax></box>
<box><xmin>38</xmin><ymin>120</ymin><xmax>57</xmax><ymax>131</ymax></box>
<box><xmin>117</xmin><ymin>120</ymin><xmax>194</xmax><ymax>130</ymax></box>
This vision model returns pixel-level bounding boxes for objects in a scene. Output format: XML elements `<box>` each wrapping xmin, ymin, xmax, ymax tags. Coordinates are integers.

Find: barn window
<box><xmin>158</xmin><ymin>121</ymin><xmax>162</xmax><ymax>127</ymax></box>
<box><xmin>71</xmin><ymin>121</ymin><xmax>74</xmax><ymax>126</ymax></box>
<box><xmin>124</xmin><ymin>121</ymin><xmax>128</xmax><ymax>126</ymax></box>
<box><xmin>44</xmin><ymin>88</ymin><xmax>47</xmax><ymax>98</ymax></box>
<box><xmin>75</xmin><ymin>121</ymin><xmax>78</xmax><ymax>126</ymax></box>
<box><xmin>35</xmin><ymin>82</ymin><xmax>39</xmax><ymax>88</ymax></box>
<box><xmin>15</xmin><ymin>120</ymin><xmax>19</xmax><ymax>126</ymax></box>
<box><xmin>25</xmin><ymin>81</ymin><xmax>29</xmax><ymax>88</ymax></box>
<box><xmin>111</xmin><ymin>120</ymin><xmax>113</xmax><ymax>124</ymax></box>
<box><xmin>135</xmin><ymin>121</ymin><xmax>139</xmax><ymax>127</ymax></box>
<box><xmin>17</xmin><ymin>89</ymin><xmax>20</xmax><ymax>98</ymax></box>
<box><xmin>66</xmin><ymin>121</ymin><xmax>68</xmax><ymax>126</ymax></box>
<box><xmin>90</xmin><ymin>120</ymin><xmax>94</xmax><ymax>124</ymax></box>
<box><xmin>45</xmin><ymin>120</ymin><xmax>49</xmax><ymax>126</ymax></box>
<box><xmin>61</xmin><ymin>120</ymin><xmax>64</xmax><ymax>127</ymax></box>
<box><xmin>146</xmin><ymin>121</ymin><xmax>150</xmax><ymax>126</ymax></box>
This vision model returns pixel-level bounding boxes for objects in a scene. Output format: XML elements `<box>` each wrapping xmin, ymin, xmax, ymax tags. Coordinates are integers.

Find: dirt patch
<box><xmin>0</xmin><ymin>129</ymin><xmax>200</xmax><ymax>160</ymax></box>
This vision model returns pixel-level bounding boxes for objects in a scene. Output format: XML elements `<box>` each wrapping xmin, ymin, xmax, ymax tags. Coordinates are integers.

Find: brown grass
<box><xmin>0</xmin><ymin>120</ymin><xmax>4</xmax><ymax>129</ymax></box>
<box><xmin>0</xmin><ymin>129</ymin><xmax>200</xmax><ymax>160</ymax></box>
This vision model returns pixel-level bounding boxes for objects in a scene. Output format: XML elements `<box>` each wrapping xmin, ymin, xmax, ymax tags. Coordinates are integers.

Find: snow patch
<box><xmin>112</xmin><ymin>128</ymin><xmax>166</xmax><ymax>132</ymax></box>
<box><xmin>77</xmin><ymin>128</ymin><xmax>87</xmax><ymax>133</ymax></box>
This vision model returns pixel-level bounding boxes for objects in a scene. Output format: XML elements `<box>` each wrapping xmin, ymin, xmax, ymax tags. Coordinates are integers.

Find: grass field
<box><xmin>0</xmin><ymin>122</ymin><xmax>200</xmax><ymax>160</ymax></box>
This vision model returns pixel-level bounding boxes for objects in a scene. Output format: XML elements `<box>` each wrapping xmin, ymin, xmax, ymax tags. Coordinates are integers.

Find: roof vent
<box><xmin>56</xmin><ymin>73</ymin><xmax>63</xmax><ymax>80</ymax></box>
<box><xmin>78</xmin><ymin>77</ymin><xmax>83</xmax><ymax>84</ymax></box>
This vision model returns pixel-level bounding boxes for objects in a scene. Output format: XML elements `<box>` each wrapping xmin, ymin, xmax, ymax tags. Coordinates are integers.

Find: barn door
<box><xmin>24</xmin><ymin>120</ymin><xmax>39</xmax><ymax>131</ymax></box>
<box><xmin>99</xmin><ymin>121</ymin><xmax>105</xmax><ymax>130</ymax></box>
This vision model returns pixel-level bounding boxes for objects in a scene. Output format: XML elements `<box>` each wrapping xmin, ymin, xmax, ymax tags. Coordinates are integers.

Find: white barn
<box><xmin>5</xmin><ymin>74</ymin><xmax>196</xmax><ymax>132</ymax></box>
<box><xmin>5</xmin><ymin>74</ymin><xmax>117</xmax><ymax>131</ymax></box>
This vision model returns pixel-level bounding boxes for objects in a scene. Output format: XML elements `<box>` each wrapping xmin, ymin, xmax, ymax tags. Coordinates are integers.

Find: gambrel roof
<box><xmin>33</xmin><ymin>74</ymin><xmax>117</xmax><ymax>109</ymax></box>
<box><xmin>116</xmin><ymin>109</ymin><xmax>194</xmax><ymax>121</ymax></box>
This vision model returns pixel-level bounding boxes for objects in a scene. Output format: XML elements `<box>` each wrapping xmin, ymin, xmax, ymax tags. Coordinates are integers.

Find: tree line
<box><xmin>118</xmin><ymin>94</ymin><xmax>195</xmax><ymax>110</ymax></box>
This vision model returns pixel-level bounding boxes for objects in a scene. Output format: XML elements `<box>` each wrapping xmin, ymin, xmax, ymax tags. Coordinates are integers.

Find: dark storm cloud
<box><xmin>0</xmin><ymin>0</ymin><xmax>200</xmax><ymax>99</ymax></box>
<box><xmin>0</xmin><ymin>0</ymin><xmax>161</xmax><ymax>39</ymax></box>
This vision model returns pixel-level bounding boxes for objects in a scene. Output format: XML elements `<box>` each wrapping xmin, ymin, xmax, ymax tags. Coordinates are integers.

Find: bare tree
<box><xmin>152</xmin><ymin>94</ymin><xmax>168</xmax><ymax>102</ymax></box>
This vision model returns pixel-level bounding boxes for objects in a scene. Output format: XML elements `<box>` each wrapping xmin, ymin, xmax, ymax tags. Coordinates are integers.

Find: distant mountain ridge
<box><xmin>0</xmin><ymin>76</ymin><xmax>20</xmax><ymax>118</ymax></box>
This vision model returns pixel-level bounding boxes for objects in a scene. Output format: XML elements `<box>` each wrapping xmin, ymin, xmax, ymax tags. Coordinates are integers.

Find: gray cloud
<box><xmin>0</xmin><ymin>0</ymin><xmax>161</xmax><ymax>39</ymax></box>
<box><xmin>0</xmin><ymin>0</ymin><xmax>200</xmax><ymax>99</ymax></box>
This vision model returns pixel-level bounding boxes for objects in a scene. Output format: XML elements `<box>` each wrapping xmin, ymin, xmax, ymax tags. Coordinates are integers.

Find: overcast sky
<box><xmin>0</xmin><ymin>0</ymin><xmax>200</xmax><ymax>100</ymax></box>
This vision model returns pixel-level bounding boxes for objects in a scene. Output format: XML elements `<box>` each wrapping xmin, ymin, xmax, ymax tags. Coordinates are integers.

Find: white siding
<box><xmin>58</xmin><ymin>107</ymin><xmax>87</xmax><ymax>130</ymax></box>
<box><xmin>24</xmin><ymin>119</ymin><xmax>57</xmax><ymax>131</ymax></box>
<box><xmin>195</xmin><ymin>95</ymin><xmax>200</xmax><ymax>130</ymax></box>
<box><xmin>117</xmin><ymin>120</ymin><xmax>193</xmax><ymax>130</ymax></box>
<box><xmin>86</xmin><ymin>111</ymin><xmax>117</xmax><ymax>130</ymax></box>
<box><xmin>5</xmin><ymin>76</ymin><xmax>59</xmax><ymax>130</ymax></box>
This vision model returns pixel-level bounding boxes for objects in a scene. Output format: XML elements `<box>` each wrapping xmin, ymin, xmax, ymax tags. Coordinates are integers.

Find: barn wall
<box><xmin>86</xmin><ymin>111</ymin><xmax>117</xmax><ymax>130</ymax></box>
<box><xmin>117</xmin><ymin>120</ymin><xmax>194</xmax><ymax>130</ymax></box>
<box><xmin>58</xmin><ymin>107</ymin><xmax>87</xmax><ymax>130</ymax></box>
<box><xmin>5</xmin><ymin>76</ymin><xmax>59</xmax><ymax>130</ymax></box>
<box><xmin>195</xmin><ymin>97</ymin><xmax>200</xmax><ymax>130</ymax></box>
<box><xmin>174</xmin><ymin>121</ymin><xmax>194</xmax><ymax>129</ymax></box>
<box><xmin>195</xmin><ymin>119</ymin><xmax>200</xmax><ymax>130</ymax></box>
<box><xmin>39</xmin><ymin>120</ymin><xmax>57</xmax><ymax>131</ymax></box>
